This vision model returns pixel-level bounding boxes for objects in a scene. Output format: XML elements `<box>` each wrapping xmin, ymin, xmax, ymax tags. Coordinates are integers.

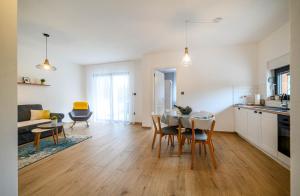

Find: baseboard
<box><xmin>133</xmin><ymin>122</ymin><xmax>142</xmax><ymax>125</ymax></box>
<box><xmin>214</xmin><ymin>130</ymin><xmax>235</xmax><ymax>133</ymax></box>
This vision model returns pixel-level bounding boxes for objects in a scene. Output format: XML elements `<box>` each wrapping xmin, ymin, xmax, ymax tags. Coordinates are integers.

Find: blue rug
<box><xmin>18</xmin><ymin>135</ymin><xmax>91</xmax><ymax>169</ymax></box>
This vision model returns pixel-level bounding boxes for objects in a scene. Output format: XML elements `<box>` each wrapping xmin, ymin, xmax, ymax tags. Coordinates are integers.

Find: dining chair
<box><xmin>151</xmin><ymin>114</ymin><xmax>178</xmax><ymax>158</ymax></box>
<box><xmin>181</xmin><ymin>117</ymin><xmax>216</xmax><ymax>169</ymax></box>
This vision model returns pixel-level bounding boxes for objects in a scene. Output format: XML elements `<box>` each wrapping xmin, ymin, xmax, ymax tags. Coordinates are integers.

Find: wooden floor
<box><xmin>19</xmin><ymin>122</ymin><xmax>290</xmax><ymax>196</ymax></box>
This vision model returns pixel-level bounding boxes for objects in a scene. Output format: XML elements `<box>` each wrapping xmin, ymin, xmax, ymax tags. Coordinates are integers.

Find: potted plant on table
<box><xmin>51</xmin><ymin>116</ymin><xmax>58</xmax><ymax>125</ymax></box>
<box><xmin>40</xmin><ymin>78</ymin><xmax>46</xmax><ymax>85</ymax></box>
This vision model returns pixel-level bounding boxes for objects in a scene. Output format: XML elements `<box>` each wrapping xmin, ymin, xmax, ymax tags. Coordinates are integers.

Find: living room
<box><xmin>1</xmin><ymin>0</ymin><xmax>300</xmax><ymax>196</ymax></box>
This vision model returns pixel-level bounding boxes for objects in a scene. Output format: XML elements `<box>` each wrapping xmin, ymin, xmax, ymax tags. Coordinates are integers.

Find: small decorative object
<box><xmin>51</xmin><ymin>116</ymin><xmax>58</xmax><ymax>125</ymax></box>
<box><xmin>174</xmin><ymin>105</ymin><xmax>192</xmax><ymax>115</ymax></box>
<box><xmin>22</xmin><ymin>77</ymin><xmax>31</xmax><ymax>84</ymax></box>
<box><xmin>40</xmin><ymin>78</ymin><xmax>46</xmax><ymax>85</ymax></box>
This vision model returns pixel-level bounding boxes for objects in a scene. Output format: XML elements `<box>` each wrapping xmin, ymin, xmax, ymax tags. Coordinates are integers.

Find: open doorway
<box><xmin>154</xmin><ymin>68</ymin><xmax>176</xmax><ymax>114</ymax></box>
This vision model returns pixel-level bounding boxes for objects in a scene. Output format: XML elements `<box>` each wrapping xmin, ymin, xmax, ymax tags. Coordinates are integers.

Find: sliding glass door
<box><xmin>94</xmin><ymin>73</ymin><xmax>130</xmax><ymax>122</ymax></box>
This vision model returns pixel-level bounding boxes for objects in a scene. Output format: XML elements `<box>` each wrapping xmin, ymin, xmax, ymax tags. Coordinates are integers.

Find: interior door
<box><xmin>164</xmin><ymin>80</ymin><xmax>172</xmax><ymax>111</ymax></box>
<box><xmin>154</xmin><ymin>71</ymin><xmax>165</xmax><ymax>114</ymax></box>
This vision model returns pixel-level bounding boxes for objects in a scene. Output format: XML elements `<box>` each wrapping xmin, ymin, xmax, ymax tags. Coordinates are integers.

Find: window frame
<box><xmin>274</xmin><ymin>65</ymin><xmax>290</xmax><ymax>98</ymax></box>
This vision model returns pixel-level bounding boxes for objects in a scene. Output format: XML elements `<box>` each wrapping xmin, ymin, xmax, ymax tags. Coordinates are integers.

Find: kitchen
<box><xmin>234</xmin><ymin>58</ymin><xmax>290</xmax><ymax>169</ymax></box>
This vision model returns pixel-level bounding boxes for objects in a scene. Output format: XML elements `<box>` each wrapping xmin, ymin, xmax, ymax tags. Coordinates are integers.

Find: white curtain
<box><xmin>93</xmin><ymin>73</ymin><xmax>131</xmax><ymax>122</ymax></box>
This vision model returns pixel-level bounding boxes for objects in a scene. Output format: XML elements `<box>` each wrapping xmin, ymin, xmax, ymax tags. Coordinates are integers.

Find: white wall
<box><xmin>18</xmin><ymin>42</ymin><xmax>85</xmax><ymax>121</ymax></box>
<box><xmin>84</xmin><ymin>60</ymin><xmax>143</xmax><ymax>123</ymax></box>
<box><xmin>257</xmin><ymin>22</ymin><xmax>290</xmax><ymax>98</ymax></box>
<box><xmin>141</xmin><ymin>44</ymin><xmax>258</xmax><ymax>131</ymax></box>
<box><xmin>0</xmin><ymin>0</ymin><xmax>18</xmax><ymax>195</ymax></box>
<box><xmin>290</xmin><ymin>0</ymin><xmax>300</xmax><ymax>195</ymax></box>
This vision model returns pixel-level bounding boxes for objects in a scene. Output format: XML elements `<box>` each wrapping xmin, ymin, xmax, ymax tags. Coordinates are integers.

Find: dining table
<box><xmin>160</xmin><ymin>110</ymin><xmax>215</xmax><ymax>155</ymax></box>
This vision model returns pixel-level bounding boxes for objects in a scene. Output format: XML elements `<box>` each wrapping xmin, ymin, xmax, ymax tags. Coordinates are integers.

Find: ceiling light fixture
<box><xmin>182</xmin><ymin>20</ymin><xmax>191</xmax><ymax>67</ymax></box>
<box><xmin>36</xmin><ymin>33</ymin><xmax>57</xmax><ymax>71</ymax></box>
<box><xmin>181</xmin><ymin>17</ymin><xmax>223</xmax><ymax>67</ymax></box>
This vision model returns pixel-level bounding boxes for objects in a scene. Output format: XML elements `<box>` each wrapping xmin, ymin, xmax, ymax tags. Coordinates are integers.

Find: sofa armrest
<box><xmin>50</xmin><ymin>113</ymin><xmax>65</xmax><ymax>122</ymax></box>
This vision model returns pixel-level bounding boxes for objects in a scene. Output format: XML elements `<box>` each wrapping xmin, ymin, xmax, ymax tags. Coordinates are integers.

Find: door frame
<box><xmin>152</xmin><ymin>67</ymin><xmax>177</xmax><ymax>114</ymax></box>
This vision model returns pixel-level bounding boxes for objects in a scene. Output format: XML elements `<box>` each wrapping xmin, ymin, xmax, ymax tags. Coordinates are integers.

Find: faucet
<box><xmin>280</xmin><ymin>94</ymin><xmax>289</xmax><ymax>108</ymax></box>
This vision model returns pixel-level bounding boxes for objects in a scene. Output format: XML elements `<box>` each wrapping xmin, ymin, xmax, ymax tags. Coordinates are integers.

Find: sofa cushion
<box><xmin>18</xmin><ymin>104</ymin><xmax>43</xmax><ymax>122</ymax></box>
<box><xmin>30</xmin><ymin>110</ymin><xmax>50</xmax><ymax>120</ymax></box>
<box><xmin>18</xmin><ymin>119</ymin><xmax>51</xmax><ymax>128</ymax></box>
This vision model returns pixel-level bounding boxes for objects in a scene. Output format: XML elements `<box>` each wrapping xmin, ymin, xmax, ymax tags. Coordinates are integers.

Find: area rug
<box><xmin>18</xmin><ymin>135</ymin><xmax>91</xmax><ymax>169</ymax></box>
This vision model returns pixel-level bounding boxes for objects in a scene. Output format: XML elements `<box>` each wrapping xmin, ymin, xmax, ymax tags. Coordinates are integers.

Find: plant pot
<box><xmin>51</xmin><ymin>119</ymin><xmax>58</xmax><ymax>125</ymax></box>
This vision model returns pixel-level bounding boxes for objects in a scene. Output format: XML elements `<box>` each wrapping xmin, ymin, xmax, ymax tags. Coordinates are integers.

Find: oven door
<box><xmin>278</xmin><ymin>121</ymin><xmax>290</xmax><ymax>157</ymax></box>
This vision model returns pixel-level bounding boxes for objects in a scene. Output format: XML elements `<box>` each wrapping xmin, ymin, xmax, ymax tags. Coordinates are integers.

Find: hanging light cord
<box><xmin>43</xmin><ymin>33</ymin><xmax>49</xmax><ymax>59</ymax></box>
<box><xmin>185</xmin><ymin>20</ymin><xmax>188</xmax><ymax>48</ymax></box>
<box><xmin>45</xmin><ymin>36</ymin><xmax>47</xmax><ymax>59</ymax></box>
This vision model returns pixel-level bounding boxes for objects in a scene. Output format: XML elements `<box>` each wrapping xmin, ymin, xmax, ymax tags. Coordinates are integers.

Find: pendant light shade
<box><xmin>182</xmin><ymin>47</ymin><xmax>191</xmax><ymax>67</ymax></box>
<box><xmin>36</xmin><ymin>33</ymin><xmax>57</xmax><ymax>71</ymax></box>
<box><xmin>182</xmin><ymin>20</ymin><xmax>191</xmax><ymax>67</ymax></box>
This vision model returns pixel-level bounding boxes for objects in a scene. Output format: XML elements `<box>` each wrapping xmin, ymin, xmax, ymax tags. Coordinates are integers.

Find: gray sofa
<box><xmin>18</xmin><ymin>104</ymin><xmax>64</xmax><ymax>145</ymax></box>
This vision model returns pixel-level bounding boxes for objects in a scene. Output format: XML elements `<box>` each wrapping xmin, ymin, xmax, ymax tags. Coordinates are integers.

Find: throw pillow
<box><xmin>30</xmin><ymin>110</ymin><xmax>50</xmax><ymax>120</ymax></box>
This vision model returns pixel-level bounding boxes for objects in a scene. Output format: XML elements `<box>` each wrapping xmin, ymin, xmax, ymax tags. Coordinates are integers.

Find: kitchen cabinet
<box><xmin>247</xmin><ymin>110</ymin><xmax>261</xmax><ymax>147</ymax></box>
<box><xmin>261</xmin><ymin>112</ymin><xmax>278</xmax><ymax>157</ymax></box>
<box><xmin>234</xmin><ymin>106</ymin><xmax>288</xmax><ymax>169</ymax></box>
<box><xmin>234</xmin><ymin>107</ymin><xmax>248</xmax><ymax>138</ymax></box>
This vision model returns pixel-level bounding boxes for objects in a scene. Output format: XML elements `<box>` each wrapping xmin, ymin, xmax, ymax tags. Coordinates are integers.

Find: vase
<box><xmin>51</xmin><ymin>119</ymin><xmax>58</xmax><ymax>125</ymax></box>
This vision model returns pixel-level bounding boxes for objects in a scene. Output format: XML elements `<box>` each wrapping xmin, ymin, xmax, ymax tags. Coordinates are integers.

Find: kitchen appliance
<box><xmin>255</xmin><ymin>94</ymin><xmax>261</xmax><ymax>105</ymax></box>
<box><xmin>278</xmin><ymin>114</ymin><xmax>290</xmax><ymax>157</ymax></box>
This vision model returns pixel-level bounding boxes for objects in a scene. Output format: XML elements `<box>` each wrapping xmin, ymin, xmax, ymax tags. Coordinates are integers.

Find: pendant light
<box><xmin>181</xmin><ymin>18</ymin><xmax>223</xmax><ymax>67</ymax></box>
<box><xmin>182</xmin><ymin>20</ymin><xmax>191</xmax><ymax>67</ymax></box>
<box><xmin>36</xmin><ymin>33</ymin><xmax>57</xmax><ymax>71</ymax></box>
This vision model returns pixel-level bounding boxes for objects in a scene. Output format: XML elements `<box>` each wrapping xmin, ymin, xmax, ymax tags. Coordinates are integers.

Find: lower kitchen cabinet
<box><xmin>234</xmin><ymin>107</ymin><xmax>248</xmax><ymax>138</ymax></box>
<box><xmin>234</xmin><ymin>106</ymin><xmax>288</xmax><ymax>168</ymax></box>
<box><xmin>261</xmin><ymin>112</ymin><xmax>278</xmax><ymax>157</ymax></box>
<box><xmin>247</xmin><ymin>110</ymin><xmax>261</xmax><ymax>147</ymax></box>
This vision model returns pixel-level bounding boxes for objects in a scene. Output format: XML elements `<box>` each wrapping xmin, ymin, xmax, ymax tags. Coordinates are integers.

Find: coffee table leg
<box><xmin>52</xmin><ymin>129</ymin><xmax>57</xmax><ymax>144</ymax></box>
<box><xmin>34</xmin><ymin>132</ymin><xmax>41</xmax><ymax>151</ymax></box>
<box><xmin>56</xmin><ymin>127</ymin><xmax>59</xmax><ymax>144</ymax></box>
<box><xmin>62</xmin><ymin>126</ymin><xmax>66</xmax><ymax>139</ymax></box>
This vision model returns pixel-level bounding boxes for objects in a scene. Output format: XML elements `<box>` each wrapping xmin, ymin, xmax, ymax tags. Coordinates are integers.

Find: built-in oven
<box><xmin>278</xmin><ymin>114</ymin><xmax>290</xmax><ymax>157</ymax></box>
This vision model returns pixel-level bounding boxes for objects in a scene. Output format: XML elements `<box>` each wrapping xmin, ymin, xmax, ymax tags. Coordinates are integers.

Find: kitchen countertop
<box><xmin>234</xmin><ymin>104</ymin><xmax>290</xmax><ymax>116</ymax></box>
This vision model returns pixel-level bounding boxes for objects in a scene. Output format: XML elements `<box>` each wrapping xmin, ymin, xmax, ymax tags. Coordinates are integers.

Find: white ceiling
<box><xmin>18</xmin><ymin>0</ymin><xmax>288</xmax><ymax>65</ymax></box>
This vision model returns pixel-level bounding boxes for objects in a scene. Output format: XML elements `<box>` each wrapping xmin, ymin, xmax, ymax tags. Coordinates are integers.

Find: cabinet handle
<box><xmin>254</xmin><ymin>111</ymin><xmax>257</xmax><ymax>113</ymax></box>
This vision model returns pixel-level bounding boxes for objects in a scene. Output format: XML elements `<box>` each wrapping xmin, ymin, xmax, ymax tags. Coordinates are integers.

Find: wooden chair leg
<box><xmin>167</xmin><ymin>135</ymin><xmax>170</xmax><ymax>146</ymax></box>
<box><xmin>211</xmin><ymin>140</ymin><xmax>215</xmax><ymax>152</ymax></box>
<box><xmin>171</xmin><ymin>135</ymin><xmax>175</xmax><ymax>147</ymax></box>
<box><xmin>71</xmin><ymin>121</ymin><xmax>76</xmax><ymax>128</ymax></box>
<box><xmin>151</xmin><ymin>131</ymin><xmax>157</xmax><ymax>149</ymax></box>
<box><xmin>208</xmin><ymin>142</ymin><xmax>217</xmax><ymax>169</ymax></box>
<box><xmin>177</xmin><ymin>135</ymin><xmax>181</xmax><ymax>156</ymax></box>
<box><xmin>199</xmin><ymin>143</ymin><xmax>202</xmax><ymax>155</ymax></box>
<box><xmin>203</xmin><ymin>143</ymin><xmax>207</xmax><ymax>155</ymax></box>
<box><xmin>158</xmin><ymin>135</ymin><xmax>162</xmax><ymax>158</ymax></box>
<box><xmin>191</xmin><ymin>141</ymin><xmax>195</xmax><ymax>169</ymax></box>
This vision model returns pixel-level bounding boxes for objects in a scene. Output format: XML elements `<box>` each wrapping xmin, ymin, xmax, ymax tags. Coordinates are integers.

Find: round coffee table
<box><xmin>37</xmin><ymin>122</ymin><xmax>66</xmax><ymax>144</ymax></box>
<box><xmin>32</xmin><ymin>128</ymin><xmax>54</xmax><ymax>150</ymax></box>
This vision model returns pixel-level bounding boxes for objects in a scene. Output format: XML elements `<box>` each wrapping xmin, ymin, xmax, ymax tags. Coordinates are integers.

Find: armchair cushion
<box><xmin>69</xmin><ymin>110</ymin><xmax>92</xmax><ymax>121</ymax></box>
